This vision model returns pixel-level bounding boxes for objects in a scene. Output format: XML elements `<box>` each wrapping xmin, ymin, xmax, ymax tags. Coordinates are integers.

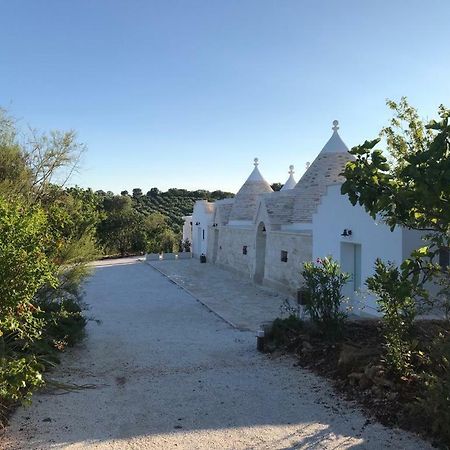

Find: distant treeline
<box><xmin>94</xmin><ymin>187</ymin><xmax>234</xmax><ymax>256</ymax></box>
<box><xmin>115</xmin><ymin>188</ymin><xmax>234</xmax><ymax>233</ymax></box>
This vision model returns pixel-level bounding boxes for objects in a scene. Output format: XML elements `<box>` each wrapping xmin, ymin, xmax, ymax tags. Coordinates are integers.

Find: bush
<box><xmin>301</xmin><ymin>257</ymin><xmax>349</xmax><ymax>339</ymax></box>
<box><xmin>367</xmin><ymin>259</ymin><xmax>419</xmax><ymax>376</ymax></box>
<box><xmin>0</xmin><ymin>198</ymin><xmax>55</xmax><ymax>406</ymax></box>
<box><xmin>37</xmin><ymin>298</ymin><xmax>87</xmax><ymax>350</ymax></box>
<box><xmin>182</xmin><ymin>238</ymin><xmax>191</xmax><ymax>252</ymax></box>
<box><xmin>0</xmin><ymin>356</ymin><xmax>44</xmax><ymax>404</ymax></box>
<box><xmin>268</xmin><ymin>315</ymin><xmax>303</xmax><ymax>347</ymax></box>
<box><xmin>0</xmin><ymin>197</ymin><xmax>88</xmax><ymax>411</ymax></box>
<box><xmin>414</xmin><ymin>332</ymin><xmax>450</xmax><ymax>447</ymax></box>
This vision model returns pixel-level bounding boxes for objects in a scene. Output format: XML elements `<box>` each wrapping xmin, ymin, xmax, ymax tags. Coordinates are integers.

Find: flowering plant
<box><xmin>301</xmin><ymin>256</ymin><xmax>349</xmax><ymax>339</ymax></box>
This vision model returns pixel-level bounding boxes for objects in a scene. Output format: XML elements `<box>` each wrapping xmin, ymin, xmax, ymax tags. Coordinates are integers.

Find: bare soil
<box><xmin>266</xmin><ymin>318</ymin><xmax>450</xmax><ymax>448</ymax></box>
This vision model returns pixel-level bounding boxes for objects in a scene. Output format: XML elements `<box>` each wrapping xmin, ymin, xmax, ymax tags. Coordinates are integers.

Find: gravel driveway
<box><xmin>1</xmin><ymin>259</ymin><xmax>429</xmax><ymax>449</ymax></box>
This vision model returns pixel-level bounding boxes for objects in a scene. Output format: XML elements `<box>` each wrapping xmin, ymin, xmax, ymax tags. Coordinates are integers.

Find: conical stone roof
<box><xmin>291</xmin><ymin>120</ymin><xmax>354</xmax><ymax>223</ymax></box>
<box><xmin>229</xmin><ymin>158</ymin><xmax>273</xmax><ymax>222</ymax></box>
<box><xmin>280</xmin><ymin>165</ymin><xmax>296</xmax><ymax>190</ymax></box>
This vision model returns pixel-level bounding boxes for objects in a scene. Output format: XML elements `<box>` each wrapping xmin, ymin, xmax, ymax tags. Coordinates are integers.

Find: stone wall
<box><xmin>212</xmin><ymin>225</ymin><xmax>312</xmax><ymax>296</ymax></box>
<box><xmin>264</xmin><ymin>230</ymin><xmax>312</xmax><ymax>295</ymax></box>
<box><xmin>214</xmin><ymin>226</ymin><xmax>255</xmax><ymax>279</ymax></box>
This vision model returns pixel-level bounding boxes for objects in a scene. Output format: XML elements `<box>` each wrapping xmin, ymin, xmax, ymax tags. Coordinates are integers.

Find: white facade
<box><xmin>191</xmin><ymin>200</ymin><xmax>215</xmax><ymax>258</ymax></box>
<box><xmin>312</xmin><ymin>184</ymin><xmax>423</xmax><ymax>315</ymax></box>
<box><xmin>186</xmin><ymin>121</ymin><xmax>426</xmax><ymax>317</ymax></box>
<box><xmin>182</xmin><ymin>215</ymin><xmax>192</xmax><ymax>248</ymax></box>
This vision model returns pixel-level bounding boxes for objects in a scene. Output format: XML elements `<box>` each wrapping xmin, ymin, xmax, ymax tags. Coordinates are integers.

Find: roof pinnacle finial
<box><xmin>254</xmin><ymin>157</ymin><xmax>259</xmax><ymax>167</ymax></box>
<box><xmin>288</xmin><ymin>165</ymin><xmax>294</xmax><ymax>175</ymax></box>
<box><xmin>332</xmin><ymin>120</ymin><xmax>339</xmax><ymax>132</ymax></box>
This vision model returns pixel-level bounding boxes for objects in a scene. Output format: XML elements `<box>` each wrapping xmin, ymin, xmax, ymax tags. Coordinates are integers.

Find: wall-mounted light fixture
<box><xmin>341</xmin><ymin>229</ymin><xmax>352</xmax><ymax>237</ymax></box>
<box><xmin>195</xmin><ymin>222</ymin><xmax>200</xmax><ymax>226</ymax></box>
<box><xmin>212</xmin><ymin>223</ymin><xmax>218</xmax><ymax>227</ymax></box>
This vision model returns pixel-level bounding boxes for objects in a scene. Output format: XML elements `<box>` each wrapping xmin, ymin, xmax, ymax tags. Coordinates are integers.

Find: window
<box><xmin>439</xmin><ymin>247</ymin><xmax>449</xmax><ymax>268</ymax></box>
<box><xmin>202</xmin><ymin>229</ymin><xmax>205</xmax><ymax>240</ymax></box>
<box><xmin>281</xmin><ymin>250</ymin><xmax>288</xmax><ymax>262</ymax></box>
<box><xmin>242</xmin><ymin>245</ymin><xmax>247</xmax><ymax>255</ymax></box>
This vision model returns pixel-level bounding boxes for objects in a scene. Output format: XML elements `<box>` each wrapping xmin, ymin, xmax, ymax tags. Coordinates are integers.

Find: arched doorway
<box><xmin>254</xmin><ymin>222</ymin><xmax>267</xmax><ymax>284</ymax></box>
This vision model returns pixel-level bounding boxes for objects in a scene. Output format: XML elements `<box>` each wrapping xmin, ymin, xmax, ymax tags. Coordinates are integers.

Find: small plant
<box><xmin>367</xmin><ymin>259</ymin><xmax>420</xmax><ymax>376</ymax></box>
<box><xmin>279</xmin><ymin>297</ymin><xmax>302</xmax><ymax>318</ymax></box>
<box><xmin>37</xmin><ymin>298</ymin><xmax>87</xmax><ymax>349</ymax></box>
<box><xmin>436</xmin><ymin>269</ymin><xmax>450</xmax><ymax>321</ymax></box>
<box><xmin>0</xmin><ymin>356</ymin><xmax>44</xmax><ymax>404</ymax></box>
<box><xmin>267</xmin><ymin>315</ymin><xmax>303</xmax><ymax>348</ymax></box>
<box><xmin>182</xmin><ymin>238</ymin><xmax>191</xmax><ymax>252</ymax></box>
<box><xmin>301</xmin><ymin>257</ymin><xmax>349</xmax><ymax>339</ymax></box>
<box><xmin>414</xmin><ymin>332</ymin><xmax>450</xmax><ymax>447</ymax></box>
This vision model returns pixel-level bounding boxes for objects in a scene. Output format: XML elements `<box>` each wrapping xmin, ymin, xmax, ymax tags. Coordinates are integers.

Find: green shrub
<box><xmin>37</xmin><ymin>298</ymin><xmax>87</xmax><ymax>349</ymax></box>
<box><xmin>0</xmin><ymin>197</ymin><xmax>88</xmax><ymax>408</ymax></box>
<box><xmin>415</xmin><ymin>333</ymin><xmax>450</xmax><ymax>447</ymax></box>
<box><xmin>0</xmin><ymin>198</ymin><xmax>57</xmax><ymax>342</ymax></box>
<box><xmin>0</xmin><ymin>198</ymin><xmax>55</xmax><ymax>405</ymax></box>
<box><xmin>0</xmin><ymin>356</ymin><xmax>44</xmax><ymax>404</ymax></box>
<box><xmin>301</xmin><ymin>257</ymin><xmax>349</xmax><ymax>339</ymax></box>
<box><xmin>268</xmin><ymin>315</ymin><xmax>303</xmax><ymax>347</ymax></box>
<box><xmin>367</xmin><ymin>259</ymin><xmax>419</xmax><ymax>376</ymax></box>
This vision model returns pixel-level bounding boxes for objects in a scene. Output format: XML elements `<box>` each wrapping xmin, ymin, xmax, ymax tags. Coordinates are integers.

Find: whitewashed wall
<box><xmin>191</xmin><ymin>201</ymin><xmax>215</xmax><ymax>258</ymax></box>
<box><xmin>182</xmin><ymin>215</ymin><xmax>192</xmax><ymax>246</ymax></box>
<box><xmin>312</xmin><ymin>184</ymin><xmax>404</xmax><ymax>316</ymax></box>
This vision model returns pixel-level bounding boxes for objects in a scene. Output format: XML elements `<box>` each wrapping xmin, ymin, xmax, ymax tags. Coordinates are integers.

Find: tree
<box><xmin>182</xmin><ymin>238</ymin><xmax>191</xmax><ymax>252</ymax></box>
<box><xmin>271</xmin><ymin>182</ymin><xmax>283</xmax><ymax>191</ymax></box>
<box><xmin>0</xmin><ymin>146</ymin><xmax>33</xmax><ymax>198</ymax></box>
<box><xmin>0</xmin><ymin>109</ymin><xmax>85</xmax><ymax>203</ymax></box>
<box><xmin>102</xmin><ymin>194</ymin><xmax>132</xmax><ymax>214</ymax></box>
<box><xmin>25</xmin><ymin>129</ymin><xmax>85</xmax><ymax>198</ymax></box>
<box><xmin>158</xmin><ymin>228</ymin><xmax>178</xmax><ymax>253</ymax></box>
<box><xmin>0</xmin><ymin>198</ymin><xmax>56</xmax><ymax>402</ymax></box>
<box><xmin>209</xmin><ymin>190</ymin><xmax>235</xmax><ymax>200</ymax></box>
<box><xmin>97</xmin><ymin>195</ymin><xmax>145</xmax><ymax>256</ymax></box>
<box><xmin>132</xmin><ymin>188</ymin><xmax>142</xmax><ymax>199</ymax></box>
<box><xmin>0</xmin><ymin>107</ymin><xmax>91</xmax><ymax>406</ymax></box>
<box><xmin>341</xmin><ymin>98</ymin><xmax>450</xmax><ymax>372</ymax></box>
<box><xmin>342</xmin><ymin>98</ymin><xmax>449</xmax><ymax>239</ymax></box>
<box><xmin>342</xmin><ymin>99</ymin><xmax>449</xmax><ymax>278</ymax></box>
<box><xmin>0</xmin><ymin>198</ymin><xmax>56</xmax><ymax>341</ymax></box>
<box><xmin>143</xmin><ymin>213</ymin><xmax>181</xmax><ymax>253</ymax></box>
<box><xmin>143</xmin><ymin>213</ymin><xmax>169</xmax><ymax>253</ymax></box>
<box><xmin>37</xmin><ymin>186</ymin><xmax>101</xmax><ymax>304</ymax></box>
<box><xmin>147</xmin><ymin>187</ymin><xmax>159</xmax><ymax>197</ymax></box>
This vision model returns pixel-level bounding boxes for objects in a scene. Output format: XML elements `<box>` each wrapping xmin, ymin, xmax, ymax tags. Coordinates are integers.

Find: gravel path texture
<box><xmin>1</xmin><ymin>259</ymin><xmax>430</xmax><ymax>449</ymax></box>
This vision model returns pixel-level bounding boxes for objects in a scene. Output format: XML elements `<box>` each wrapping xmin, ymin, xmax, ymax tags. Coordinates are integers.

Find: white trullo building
<box><xmin>186</xmin><ymin>121</ymin><xmax>424</xmax><ymax>317</ymax></box>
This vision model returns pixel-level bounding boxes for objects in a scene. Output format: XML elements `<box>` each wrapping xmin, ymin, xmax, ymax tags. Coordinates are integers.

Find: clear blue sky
<box><xmin>1</xmin><ymin>1</ymin><xmax>449</xmax><ymax>193</ymax></box>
